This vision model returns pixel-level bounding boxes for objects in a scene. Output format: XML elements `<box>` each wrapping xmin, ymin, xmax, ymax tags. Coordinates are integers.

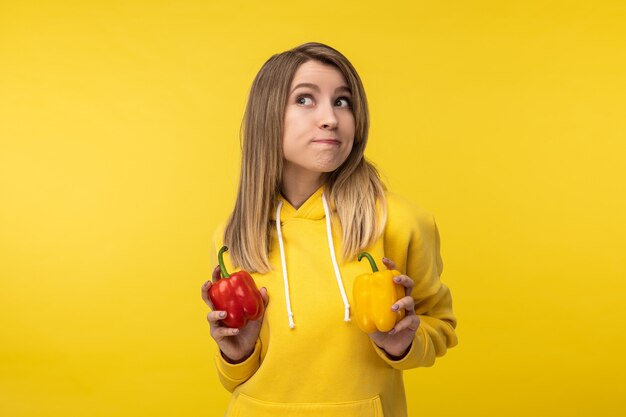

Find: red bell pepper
<box><xmin>208</xmin><ymin>246</ymin><xmax>265</xmax><ymax>329</ymax></box>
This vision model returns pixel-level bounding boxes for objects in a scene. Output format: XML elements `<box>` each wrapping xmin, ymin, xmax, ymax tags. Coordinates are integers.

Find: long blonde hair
<box><xmin>224</xmin><ymin>42</ymin><xmax>387</xmax><ymax>273</ymax></box>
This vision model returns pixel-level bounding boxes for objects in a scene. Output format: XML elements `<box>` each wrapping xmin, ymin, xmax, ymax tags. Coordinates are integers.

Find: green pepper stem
<box><xmin>358</xmin><ymin>252</ymin><xmax>379</xmax><ymax>272</ymax></box>
<box><xmin>218</xmin><ymin>246</ymin><xmax>231</xmax><ymax>278</ymax></box>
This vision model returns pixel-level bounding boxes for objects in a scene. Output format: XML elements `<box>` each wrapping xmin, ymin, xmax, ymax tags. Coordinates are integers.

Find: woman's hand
<box><xmin>201</xmin><ymin>265</ymin><xmax>269</xmax><ymax>363</ymax></box>
<box><xmin>368</xmin><ymin>258</ymin><xmax>420</xmax><ymax>359</ymax></box>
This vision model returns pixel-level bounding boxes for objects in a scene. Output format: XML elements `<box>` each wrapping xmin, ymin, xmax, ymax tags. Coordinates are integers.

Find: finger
<box><xmin>389</xmin><ymin>315</ymin><xmax>421</xmax><ymax>335</ymax></box>
<box><xmin>211</xmin><ymin>326</ymin><xmax>240</xmax><ymax>339</ymax></box>
<box><xmin>260</xmin><ymin>287</ymin><xmax>269</xmax><ymax>306</ymax></box>
<box><xmin>201</xmin><ymin>281</ymin><xmax>215</xmax><ymax>309</ymax></box>
<box><xmin>382</xmin><ymin>257</ymin><xmax>397</xmax><ymax>270</ymax></box>
<box><xmin>212</xmin><ymin>265</ymin><xmax>221</xmax><ymax>283</ymax></box>
<box><xmin>391</xmin><ymin>295</ymin><xmax>416</xmax><ymax>315</ymax></box>
<box><xmin>392</xmin><ymin>274</ymin><xmax>414</xmax><ymax>296</ymax></box>
<box><xmin>207</xmin><ymin>310</ymin><xmax>228</xmax><ymax>327</ymax></box>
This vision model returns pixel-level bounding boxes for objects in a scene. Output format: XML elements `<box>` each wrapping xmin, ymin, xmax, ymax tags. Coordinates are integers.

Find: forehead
<box><xmin>290</xmin><ymin>60</ymin><xmax>348</xmax><ymax>88</ymax></box>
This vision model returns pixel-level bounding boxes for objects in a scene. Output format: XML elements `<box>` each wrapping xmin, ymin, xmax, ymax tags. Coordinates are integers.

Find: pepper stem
<box><xmin>358</xmin><ymin>252</ymin><xmax>379</xmax><ymax>272</ymax></box>
<box><xmin>218</xmin><ymin>246</ymin><xmax>231</xmax><ymax>278</ymax></box>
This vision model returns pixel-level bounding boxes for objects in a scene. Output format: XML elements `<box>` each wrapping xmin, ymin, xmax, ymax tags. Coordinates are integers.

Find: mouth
<box><xmin>312</xmin><ymin>138</ymin><xmax>341</xmax><ymax>145</ymax></box>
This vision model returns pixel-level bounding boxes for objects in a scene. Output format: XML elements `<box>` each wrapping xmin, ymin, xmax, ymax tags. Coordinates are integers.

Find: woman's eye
<box><xmin>335</xmin><ymin>97</ymin><xmax>352</xmax><ymax>107</ymax></box>
<box><xmin>297</xmin><ymin>96</ymin><xmax>313</xmax><ymax>105</ymax></box>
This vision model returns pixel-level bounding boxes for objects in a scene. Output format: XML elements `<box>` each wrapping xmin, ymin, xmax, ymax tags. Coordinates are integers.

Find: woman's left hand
<box><xmin>368</xmin><ymin>257</ymin><xmax>421</xmax><ymax>359</ymax></box>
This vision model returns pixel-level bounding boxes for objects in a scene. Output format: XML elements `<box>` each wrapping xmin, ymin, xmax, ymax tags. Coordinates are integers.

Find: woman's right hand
<box><xmin>201</xmin><ymin>265</ymin><xmax>269</xmax><ymax>363</ymax></box>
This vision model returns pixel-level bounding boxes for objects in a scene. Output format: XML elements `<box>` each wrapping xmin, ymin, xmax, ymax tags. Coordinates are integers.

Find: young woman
<box><xmin>201</xmin><ymin>42</ymin><xmax>457</xmax><ymax>417</ymax></box>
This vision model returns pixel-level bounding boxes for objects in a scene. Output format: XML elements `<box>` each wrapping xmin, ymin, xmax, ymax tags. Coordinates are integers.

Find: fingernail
<box><xmin>219</xmin><ymin>312</ymin><xmax>226</xmax><ymax>318</ymax></box>
<box><xmin>389</xmin><ymin>329</ymin><xmax>396</xmax><ymax>335</ymax></box>
<box><xmin>392</xmin><ymin>304</ymin><xmax>399</xmax><ymax>311</ymax></box>
<box><xmin>204</xmin><ymin>280</ymin><xmax>209</xmax><ymax>286</ymax></box>
<box><xmin>383</xmin><ymin>257</ymin><xmax>390</xmax><ymax>262</ymax></box>
<box><xmin>394</xmin><ymin>277</ymin><xmax>401</xmax><ymax>283</ymax></box>
<box><xmin>232</xmin><ymin>329</ymin><xmax>239</xmax><ymax>335</ymax></box>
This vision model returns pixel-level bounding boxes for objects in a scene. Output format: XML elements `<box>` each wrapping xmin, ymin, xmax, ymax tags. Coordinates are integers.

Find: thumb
<box><xmin>212</xmin><ymin>265</ymin><xmax>221</xmax><ymax>283</ymax></box>
<box><xmin>260</xmin><ymin>287</ymin><xmax>270</xmax><ymax>306</ymax></box>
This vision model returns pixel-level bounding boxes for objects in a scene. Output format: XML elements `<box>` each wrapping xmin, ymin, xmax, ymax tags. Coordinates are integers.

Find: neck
<box><xmin>281</xmin><ymin>166</ymin><xmax>326</xmax><ymax>209</ymax></box>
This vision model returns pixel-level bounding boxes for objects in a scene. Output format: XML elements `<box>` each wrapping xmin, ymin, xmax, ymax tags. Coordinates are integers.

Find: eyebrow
<box><xmin>290</xmin><ymin>83</ymin><xmax>352</xmax><ymax>95</ymax></box>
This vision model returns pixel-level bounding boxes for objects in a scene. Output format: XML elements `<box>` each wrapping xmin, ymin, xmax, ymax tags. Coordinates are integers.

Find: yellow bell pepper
<box><xmin>353</xmin><ymin>252</ymin><xmax>406</xmax><ymax>333</ymax></box>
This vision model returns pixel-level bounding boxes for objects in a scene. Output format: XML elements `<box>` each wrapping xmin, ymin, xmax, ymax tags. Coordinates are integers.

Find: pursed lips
<box><xmin>312</xmin><ymin>138</ymin><xmax>341</xmax><ymax>145</ymax></box>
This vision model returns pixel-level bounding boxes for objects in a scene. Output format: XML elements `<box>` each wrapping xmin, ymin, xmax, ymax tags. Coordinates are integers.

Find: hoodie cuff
<box><xmin>370</xmin><ymin>326</ymin><xmax>428</xmax><ymax>370</ymax></box>
<box><xmin>215</xmin><ymin>339</ymin><xmax>262</xmax><ymax>384</ymax></box>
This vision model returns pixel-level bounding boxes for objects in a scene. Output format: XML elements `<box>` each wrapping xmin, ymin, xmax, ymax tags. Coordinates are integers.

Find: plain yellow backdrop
<box><xmin>1</xmin><ymin>1</ymin><xmax>625</xmax><ymax>416</ymax></box>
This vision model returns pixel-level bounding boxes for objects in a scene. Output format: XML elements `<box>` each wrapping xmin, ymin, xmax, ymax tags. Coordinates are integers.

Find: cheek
<box><xmin>343</xmin><ymin>140</ymin><xmax>355</xmax><ymax>161</ymax></box>
<box><xmin>343</xmin><ymin>125</ymin><xmax>356</xmax><ymax>154</ymax></box>
<box><xmin>341</xmin><ymin>113</ymin><xmax>356</xmax><ymax>139</ymax></box>
<box><xmin>282</xmin><ymin>112</ymin><xmax>306</xmax><ymax>142</ymax></box>
<box><xmin>282</xmin><ymin>114</ymin><xmax>296</xmax><ymax>149</ymax></box>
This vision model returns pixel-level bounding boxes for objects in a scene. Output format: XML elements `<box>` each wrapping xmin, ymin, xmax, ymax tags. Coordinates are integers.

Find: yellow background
<box><xmin>1</xmin><ymin>1</ymin><xmax>625</xmax><ymax>416</ymax></box>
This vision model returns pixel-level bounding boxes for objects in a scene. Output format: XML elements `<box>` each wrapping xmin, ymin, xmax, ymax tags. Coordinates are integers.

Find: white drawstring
<box><xmin>321</xmin><ymin>193</ymin><xmax>351</xmax><ymax>322</ymax></box>
<box><xmin>275</xmin><ymin>201</ymin><xmax>295</xmax><ymax>329</ymax></box>
<box><xmin>275</xmin><ymin>193</ymin><xmax>351</xmax><ymax>329</ymax></box>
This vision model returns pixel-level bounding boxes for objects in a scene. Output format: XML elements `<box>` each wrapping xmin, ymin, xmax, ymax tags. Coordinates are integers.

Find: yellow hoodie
<box><xmin>210</xmin><ymin>187</ymin><xmax>457</xmax><ymax>417</ymax></box>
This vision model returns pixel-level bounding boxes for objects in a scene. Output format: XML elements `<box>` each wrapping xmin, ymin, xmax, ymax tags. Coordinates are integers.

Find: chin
<box><xmin>313</xmin><ymin>156</ymin><xmax>350</xmax><ymax>173</ymax></box>
<box><xmin>313</xmin><ymin>163</ymin><xmax>344</xmax><ymax>175</ymax></box>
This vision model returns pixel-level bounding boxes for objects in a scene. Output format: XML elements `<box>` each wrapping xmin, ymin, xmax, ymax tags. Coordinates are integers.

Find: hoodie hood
<box><xmin>272</xmin><ymin>185</ymin><xmax>328</xmax><ymax>222</ymax></box>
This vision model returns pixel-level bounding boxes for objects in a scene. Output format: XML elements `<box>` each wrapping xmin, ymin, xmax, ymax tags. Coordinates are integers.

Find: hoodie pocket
<box><xmin>230</xmin><ymin>393</ymin><xmax>384</xmax><ymax>417</ymax></box>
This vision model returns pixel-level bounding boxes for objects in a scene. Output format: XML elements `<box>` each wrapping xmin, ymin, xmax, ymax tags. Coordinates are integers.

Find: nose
<box><xmin>318</xmin><ymin>102</ymin><xmax>338</xmax><ymax>130</ymax></box>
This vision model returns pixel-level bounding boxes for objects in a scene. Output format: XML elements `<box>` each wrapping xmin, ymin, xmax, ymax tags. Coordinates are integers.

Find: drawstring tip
<box><xmin>288</xmin><ymin>313</ymin><xmax>295</xmax><ymax>329</ymax></box>
<box><xmin>344</xmin><ymin>306</ymin><xmax>351</xmax><ymax>322</ymax></box>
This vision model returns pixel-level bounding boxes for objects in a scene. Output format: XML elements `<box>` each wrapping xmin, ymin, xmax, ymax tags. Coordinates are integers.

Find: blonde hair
<box><xmin>224</xmin><ymin>42</ymin><xmax>386</xmax><ymax>273</ymax></box>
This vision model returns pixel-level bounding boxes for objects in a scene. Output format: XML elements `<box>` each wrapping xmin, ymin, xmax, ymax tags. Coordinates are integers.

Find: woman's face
<box><xmin>282</xmin><ymin>60</ymin><xmax>355</xmax><ymax>182</ymax></box>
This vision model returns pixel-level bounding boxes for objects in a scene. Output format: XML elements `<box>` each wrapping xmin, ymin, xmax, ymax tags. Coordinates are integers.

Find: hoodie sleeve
<box><xmin>373</xmin><ymin>194</ymin><xmax>458</xmax><ymax>370</ymax></box>
<box><xmin>214</xmin><ymin>339</ymin><xmax>263</xmax><ymax>392</ymax></box>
